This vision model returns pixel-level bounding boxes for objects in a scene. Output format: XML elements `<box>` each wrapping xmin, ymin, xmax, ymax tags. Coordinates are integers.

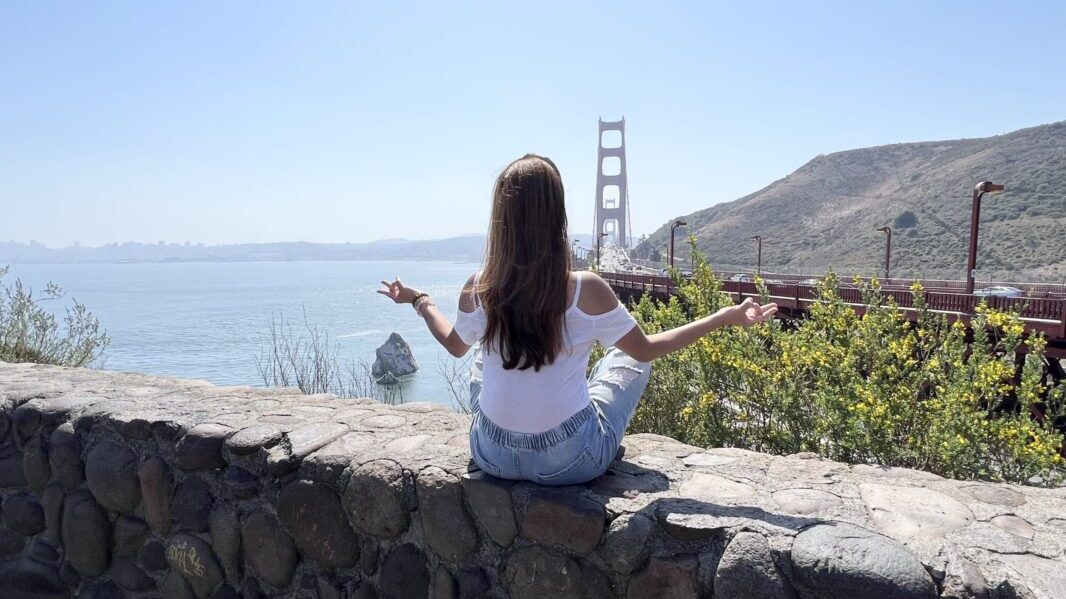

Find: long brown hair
<box><xmin>478</xmin><ymin>154</ymin><xmax>571</xmax><ymax>371</ymax></box>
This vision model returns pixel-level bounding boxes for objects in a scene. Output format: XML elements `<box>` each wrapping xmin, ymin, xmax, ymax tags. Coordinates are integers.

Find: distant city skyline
<box><xmin>3</xmin><ymin>2</ymin><xmax>1065</xmax><ymax>246</ymax></box>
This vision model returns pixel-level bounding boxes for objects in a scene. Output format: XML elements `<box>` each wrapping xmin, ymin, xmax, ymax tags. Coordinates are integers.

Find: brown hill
<box><xmin>640</xmin><ymin>121</ymin><xmax>1066</xmax><ymax>282</ymax></box>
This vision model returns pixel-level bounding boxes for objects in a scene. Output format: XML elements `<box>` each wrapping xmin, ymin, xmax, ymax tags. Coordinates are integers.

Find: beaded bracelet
<box><xmin>411</xmin><ymin>293</ymin><xmax>430</xmax><ymax>312</ymax></box>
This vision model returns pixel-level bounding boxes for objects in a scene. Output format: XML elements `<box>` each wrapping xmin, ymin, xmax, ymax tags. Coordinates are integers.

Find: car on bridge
<box><xmin>728</xmin><ymin>273</ymin><xmax>752</xmax><ymax>283</ymax></box>
<box><xmin>974</xmin><ymin>285</ymin><xmax>1024</xmax><ymax>298</ymax></box>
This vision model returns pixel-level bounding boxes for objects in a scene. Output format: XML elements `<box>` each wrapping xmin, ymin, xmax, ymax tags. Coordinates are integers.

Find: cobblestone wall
<box><xmin>1</xmin><ymin>361</ymin><xmax>1064</xmax><ymax>599</ymax></box>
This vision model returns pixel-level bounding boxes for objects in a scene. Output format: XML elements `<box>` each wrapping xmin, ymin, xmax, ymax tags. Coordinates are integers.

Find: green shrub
<box><xmin>612</xmin><ymin>248</ymin><xmax>1065</xmax><ymax>485</ymax></box>
<box><xmin>893</xmin><ymin>210</ymin><xmax>919</xmax><ymax>228</ymax></box>
<box><xmin>0</xmin><ymin>266</ymin><xmax>109</xmax><ymax>367</ymax></box>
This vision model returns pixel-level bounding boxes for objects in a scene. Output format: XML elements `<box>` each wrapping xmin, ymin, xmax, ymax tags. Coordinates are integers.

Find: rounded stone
<box><xmin>791</xmin><ymin>522</ymin><xmax>937</xmax><ymax>599</ymax></box>
<box><xmin>520</xmin><ymin>488</ymin><xmax>605</xmax><ymax>555</ymax></box>
<box><xmin>990</xmin><ymin>514</ymin><xmax>1035</xmax><ymax>539</ymax></box>
<box><xmin>61</xmin><ymin>491</ymin><xmax>111</xmax><ymax>577</ymax></box>
<box><xmin>0</xmin><ymin>443</ymin><xmax>28</xmax><ymax>488</ymax></box>
<box><xmin>362</xmin><ymin>414</ymin><xmax>406</xmax><ymax>429</ymax></box>
<box><xmin>771</xmin><ymin>488</ymin><xmax>843</xmax><ymax>515</ymax></box>
<box><xmin>110</xmin><ymin>556</ymin><xmax>155</xmax><ymax>592</ymax></box>
<box><xmin>455</xmin><ymin>567</ymin><xmax>491</xmax><ymax>599</ymax></box>
<box><xmin>430</xmin><ymin>565</ymin><xmax>456</xmax><ymax>599</ymax></box>
<box><xmin>599</xmin><ymin>513</ymin><xmax>654</xmax><ymax>574</ymax></box>
<box><xmin>174</xmin><ymin>423</ymin><xmax>232</xmax><ymax>471</ymax></box>
<box><xmin>941</xmin><ymin>554</ymin><xmax>990</xmax><ymax>599</ymax></box>
<box><xmin>173</xmin><ymin>476</ymin><xmax>214</xmax><ymax>532</ymax></box>
<box><xmin>48</xmin><ymin>423</ymin><xmax>83</xmax><ymax>491</ymax></box>
<box><xmin>162</xmin><ymin>570</ymin><xmax>197</xmax><ymax>599</ymax></box>
<box><xmin>0</xmin><ymin>528</ymin><xmax>26</xmax><ymax>555</ymax></box>
<box><xmin>3</xmin><ymin>492</ymin><xmax>46</xmax><ymax>536</ymax></box>
<box><xmin>209</xmin><ymin>503</ymin><xmax>242</xmax><ymax>584</ymax></box>
<box><xmin>113</xmin><ymin>515</ymin><xmax>150</xmax><ymax>558</ymax></box>
<box><xmin>32</xmin><ymin>539</ymin><xmax>60</xmax><ymax>564</ymax></box>
<box><xmin>225</xmin><ymin>424</ymin><xmax>282</xmax><ymax>455</ymax></box>
<box><xmin>278</xmin><ymin>479</ymin><xmax>360</xmax><ymax>569</ymax></box>
<box><xmin>858</xmin><ymin>483</ymin><xmax>973</xmax><ymax>541</ymax></box>
<box><xmin>85</xmin><ymin>439</ymin><xmax>141</xmax><ymax>512</ymax></box>
<box><xmin>139</xmin><ymin>538</ymin><xmax>168</xmax><ymax>572</ymax></box>
<box><xmin>41</xmin><ymin>483</ymin><xmax>64</xmax><ymax>545</ymax></box>
<box><xmin>504</xmin><ymin>546</ymin><xmax>583</xmax><ymax>599</ymax></box>
<box><xmin>461</xmin><ymin>471</ymin><xmax>517</xmax><ymax>547</ymax></box>
<box><xmin>222</xmin><ymin>465</ymin><xmax>259</xmax><ymax>499</ymax></box>
<box><xmin>379</xmin><ymin>543</ymin><xmax>430</xmax><ymax>599</ymax></box>
<box><xmin>962</xmin><ymin>484</ymin><xmax>1026</xmax><ymax>507</ymax></box>
<box><xmin>0</xmin><ymin>557</ymin><xmax>70</xmax><ymax>599</ymax></box>
<box><xmin>714</xmin><ymin>532</ymin><xmax>795</xmax><ymax>599</ymax></box>
<box><xmin>241</xmin><ymin>510</ymin><xmax>299</xmax><ymax>589</ymax></box>
<box><xmin>628</xmin><ymin>555</ymin><xmax>699</xmax><ymax>599</ymax></box>
<box><xmin>344</xmin><ymin>459</ymin><xmax>410</xmax><ymax>539</ymax></box>
<box><xmin>417</xmin><ymin>466</ymin><xmax>478</xmax><ymax>562</ymax></box>
<box><xmin>22</xmin><ymin>434</ymin><xmax>51</xmax><ymax>492</ymax></box>
<box><xmin>58</xmin><ymin>560</ymin><xmax>80</xmax><ymax>589</ymax></box>
<box><xmin>138</xmin><ymin>457</ymin><xmax>173</xmax><ymax>534</ymax></box>
<box><xmin>678</xmin><ymin>472</ymin><xmax>756</xmax><ymax>503</ymax></box>
<box><xmin>162</xmin><ymin>530</ymin><xmax>220</xmax><ymax>596</ymax></box>
<box><xmin>386</xmin><ymin>434</ymin><xmax>434</xmax><ymax>453</ymax></box>
<box><xmin>166</xmin><ymin>532</ymin><xmax>224</xmax><ymax>598</ymax></box>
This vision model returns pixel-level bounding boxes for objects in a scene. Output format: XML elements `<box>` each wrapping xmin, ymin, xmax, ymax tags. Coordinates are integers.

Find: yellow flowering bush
<box><xmin>613</xmin><ymin>247</ymin><xmax>1065</xmax><ymax>486</ymax></box>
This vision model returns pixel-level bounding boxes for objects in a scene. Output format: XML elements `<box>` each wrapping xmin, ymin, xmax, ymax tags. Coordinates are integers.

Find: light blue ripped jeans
<box><xmin>468</xmin><ymin>347</ymin><xmax>652</xmax><ymax>486</ymax></box>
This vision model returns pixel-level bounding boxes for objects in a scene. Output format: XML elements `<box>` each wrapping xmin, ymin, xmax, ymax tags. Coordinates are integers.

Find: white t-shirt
<box><xmin>454</xmin><ymin>272</ymin><xmax>639</xmax><ymax>433</ymax></box>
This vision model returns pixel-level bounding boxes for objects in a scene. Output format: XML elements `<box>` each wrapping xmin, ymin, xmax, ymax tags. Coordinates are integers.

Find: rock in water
<box><xmin>372</xmin><ymin>333</ymin><xmax>418</xmax><ymax>381</ymax></box>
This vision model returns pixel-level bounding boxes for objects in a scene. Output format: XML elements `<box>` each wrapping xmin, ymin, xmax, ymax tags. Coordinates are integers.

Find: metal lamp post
<box><xmin>874</xmin><ymin>226</ymin><xmax>892</xmax><ymax>281</ymax></box>
<box><xmin>596</xmin><ymin>232</ymin><xmax>608</xmax><ymax>267</ymax></box>
<box><xmin>966</xmin><ymin>181</ymin><xmax>1005</xmax><ymax>293</ymax></box>
<box><xmin>669</xmin><ymin>220</ymin><xmax>687</xmax><ymax>268</ymax></box>
<box><xmin>751</xmin><ymin>235</ymin><xmax>762</xmax><ymax>276</ymax></box>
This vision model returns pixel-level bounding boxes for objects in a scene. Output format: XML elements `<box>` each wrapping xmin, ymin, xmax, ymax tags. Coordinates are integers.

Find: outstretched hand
<box><xmin>377</xmin><ymin>277</ymin><xmax>420</xmax><ymax>304</ymax></box>
<box><xmin>730</xmin><ymin>297</ymin><xmax>778</xmax><ymax>327</ymax></box>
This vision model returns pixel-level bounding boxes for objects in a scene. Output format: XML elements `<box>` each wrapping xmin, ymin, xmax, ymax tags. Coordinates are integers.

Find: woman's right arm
<box><xmin>581</xmin><ymin>274</ymin><xmax>777</xmax><ymax>362</ymax></box>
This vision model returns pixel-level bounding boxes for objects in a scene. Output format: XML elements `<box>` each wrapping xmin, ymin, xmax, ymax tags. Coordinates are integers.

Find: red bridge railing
<box><xmin>601</xmin><ymin>272</ymin><xmax>1066</xmax><ymax>344</ymax></box>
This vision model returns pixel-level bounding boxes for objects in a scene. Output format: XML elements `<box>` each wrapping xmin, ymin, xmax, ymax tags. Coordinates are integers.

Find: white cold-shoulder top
<box><xmin>453</xmin><ymin>271</ymin><xmax>639</xmax><ymax>433</ymax></box>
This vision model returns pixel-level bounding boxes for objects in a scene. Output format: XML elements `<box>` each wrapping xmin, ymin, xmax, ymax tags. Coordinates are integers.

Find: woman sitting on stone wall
<box><xmin>378</xmin><ymin>154</ymin><xmax>776</xmax><ymax>485</ymax></box>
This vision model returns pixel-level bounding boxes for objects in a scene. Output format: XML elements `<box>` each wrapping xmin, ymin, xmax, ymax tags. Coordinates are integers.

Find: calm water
<box><xmin>3</xmin><ymin>261</ymin><xmax>480</xmax><ymax>408</ymax></box>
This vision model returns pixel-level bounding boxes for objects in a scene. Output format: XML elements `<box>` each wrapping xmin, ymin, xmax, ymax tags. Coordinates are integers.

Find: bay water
<box><xmin>3</xmin><ymin>260</ymin><xmax>480</xmax><ymax>408</ymax></box>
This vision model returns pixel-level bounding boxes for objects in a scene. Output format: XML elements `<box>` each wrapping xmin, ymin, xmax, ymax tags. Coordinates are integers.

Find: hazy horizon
<box><xmin>4</xmin><ymin>2</ymin><xmax>1065</xmax><ymax>247</ymax></box>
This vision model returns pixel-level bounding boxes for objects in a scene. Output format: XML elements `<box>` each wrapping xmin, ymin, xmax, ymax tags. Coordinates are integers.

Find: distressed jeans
<box><xmin>468</xmin><ymin>347</ymin><xmax>652</xmax><ymax>486</ymax></box>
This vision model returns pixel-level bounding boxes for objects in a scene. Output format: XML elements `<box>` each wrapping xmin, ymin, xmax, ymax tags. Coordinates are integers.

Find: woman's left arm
<box><xmin>377</xmin><ymin>277</ymin><xmax>472</xmax><ymax>358</ymax></box>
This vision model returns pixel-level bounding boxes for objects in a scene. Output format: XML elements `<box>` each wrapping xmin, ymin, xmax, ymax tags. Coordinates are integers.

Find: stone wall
<box><xmin>0</xmin><ymin>361</ymin><xmax>1064</xmax><ymax>599</ymax></box>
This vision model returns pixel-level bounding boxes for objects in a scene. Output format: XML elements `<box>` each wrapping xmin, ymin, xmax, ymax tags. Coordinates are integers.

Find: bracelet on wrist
<box><xmin>412</xmin><ymin>293</ymin><xmax>430</xmax><ymax>313</ymax></box>
<box><xmin>415</xmin><ymin>299</ymin><xmax>434</xmax><ymax>317</ymax></box>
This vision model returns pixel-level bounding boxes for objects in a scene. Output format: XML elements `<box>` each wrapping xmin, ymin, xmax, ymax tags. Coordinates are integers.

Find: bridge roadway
<box><xmin>602</xmin><ymin>270</ymin><xmax>1066</xmax><ymax>359</ymax></box>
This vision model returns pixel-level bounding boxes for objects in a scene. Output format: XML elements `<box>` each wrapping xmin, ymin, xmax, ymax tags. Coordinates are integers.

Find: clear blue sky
<box><xmin>2</xmin><ymin>1</ymin><xmax>1064</xmax><ymax>247</ymax></box>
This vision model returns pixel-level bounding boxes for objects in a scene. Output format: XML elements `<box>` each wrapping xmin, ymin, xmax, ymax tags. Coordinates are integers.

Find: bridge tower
<box><xmin>594</xmin><ymin>118</ymin><xmax>629</xmax><ymax>248</ymax></box>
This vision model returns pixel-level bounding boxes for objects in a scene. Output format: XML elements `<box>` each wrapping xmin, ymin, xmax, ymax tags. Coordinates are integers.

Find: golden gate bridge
<box><xmin>590</xmin><ymin>118</ymin><xmax>1066</xmax><ymax>360</ymax></box>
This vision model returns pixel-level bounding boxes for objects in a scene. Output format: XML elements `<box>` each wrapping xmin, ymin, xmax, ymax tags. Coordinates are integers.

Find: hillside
<box><xmin>642</xmin><ymin>121</ymin><xmax>1066</xmax><ymax>282</ymax></box>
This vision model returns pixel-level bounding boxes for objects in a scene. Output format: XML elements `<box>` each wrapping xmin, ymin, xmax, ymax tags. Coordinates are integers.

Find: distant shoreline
<box><xmin>2</xmin><ymin>257</ymin><xmax>484</xmax><ymax>266</ymax></box>
<box><xmin>0</xmin><ymin>234</ymin><xmax>599</xmax><ymax>267</ymax></box>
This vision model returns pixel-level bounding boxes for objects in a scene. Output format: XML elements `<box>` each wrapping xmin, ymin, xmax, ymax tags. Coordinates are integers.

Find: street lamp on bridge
<box><xmin>669</xmin><ymin>220</ymin><xmax>687</xmax><ymax>268</ymax></box>
<box><xmin>751</xmin><ymin>236</ymin><xmax>762</xmax><ymax>276</ymax></box>
<box><xmin>874</xmin><ymin>226</ymin><xmax>892</xmax><ymax>281</ymax></box>
<box><xmin>596</xmin><ymin>232</ymin><xmax>608</xmax><ymax>267</ymax></box>
<box><xmin>966</xmin><ymin>181</ymin><xmax>1005</xmax><ymax>294</ymax></box>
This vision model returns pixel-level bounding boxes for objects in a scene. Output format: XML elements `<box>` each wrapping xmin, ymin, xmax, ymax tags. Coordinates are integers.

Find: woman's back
<box><xmin>454</xmin><ymin>271</ymin><xmax>638</xmax><ymax>433</ymax></box>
